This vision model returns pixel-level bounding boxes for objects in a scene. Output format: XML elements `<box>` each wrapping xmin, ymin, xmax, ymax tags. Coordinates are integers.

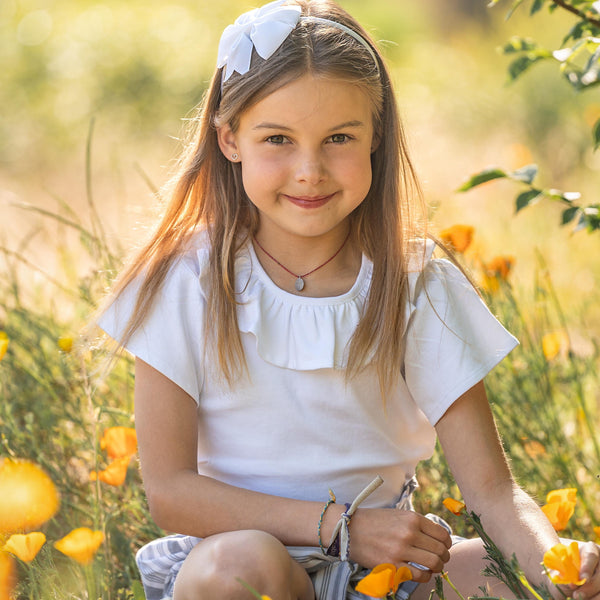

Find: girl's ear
<box><xmin>371</xmin><ymin>131</ymin><xmax>381</xmax><ymax>154</ymax></box>
<box><xmin>217</xmin><ymin>124</ymin><xmax>241</xmax><ymax>162</ymax></box>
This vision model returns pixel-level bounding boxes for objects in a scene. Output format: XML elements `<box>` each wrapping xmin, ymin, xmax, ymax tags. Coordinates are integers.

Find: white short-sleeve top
<box><xmin>99</xmin><ymin>233</ymin><xmax>518</xmax><ymax>508</ymax></box>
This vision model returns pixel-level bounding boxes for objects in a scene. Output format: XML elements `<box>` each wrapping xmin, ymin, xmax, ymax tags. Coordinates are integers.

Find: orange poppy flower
<box><xmin>594</xmin><ymin>526</ymin><xmax>600</xmax><ymax>543</ymax></box>
<box><xmin>3</xmin><ymin>532</ymin><xmax>46</xmax><ymax>563</ymax></box>
<box><xmin>100</xmin><ymin>427</ymin><xmax>138</xmax><ymax>459</ymax></box>
<box><xmin>443</xmin><ymin>498</ymin><xmax>466</xmax><ymax>516</ymax></box>
<box><xmin>439</xmin><ymin>225</ymin><xmax>474</xmax><ymax>254</ymax></box>
<box><xmin>355</xmin><ymin>564</ymin><xmax>412</xmax><ymax>598</ymax></box>
<box><xmin>0</xmin><ymin>458</ymin><xmax>60</xmax><ymax>534</ymax></box>
<box><xmin>485</xmin><ymin>256</ymin><xmax>515</xmax><ymax>279</ymax></box>
<box><xmin>541</xmin><ymin>501</ymin><xmax>575</xmax><ymax>531</ymax></box>
<box><xmin>90</xmin><ymin>456</ymin><xmax>131</xmax><ymax>486</ymax></box>
<box><xmin>546</xmin><ymin>488</ymin><xmax>577</xmax><ymax>504</ymax></box>
<box><xmin>54</xmin><ymin>528</ymin><xmax>104</xmax><ymax>565</ymax></box>
<box><xmin>543</xmin><ymin>541</ymin><xmax>586</xmax><ymax>586</ymax></box>
<box><xmin>0</xmin><ymin>551</ymin><xmax>16</xmax><ymax>600</ymax></box>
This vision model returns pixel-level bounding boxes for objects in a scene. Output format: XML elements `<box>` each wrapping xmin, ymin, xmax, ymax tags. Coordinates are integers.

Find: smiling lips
<box><xmin>283</xmin><ymin>193</ymin><xmax>336</xmax><ymax>209</ymax></box>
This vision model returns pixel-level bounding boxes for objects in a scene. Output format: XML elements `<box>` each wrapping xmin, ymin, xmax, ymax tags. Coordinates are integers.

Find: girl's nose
<box><xmin>294</xmin><ymin>151</ymin><xmax>326</xmax><ymax>185</ymax></box>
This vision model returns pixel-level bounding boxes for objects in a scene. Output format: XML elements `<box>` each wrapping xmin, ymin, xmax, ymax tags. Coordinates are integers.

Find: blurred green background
<box><xmin>1</xmin><ymin>0</ymin><xmax>599</xmax><ymax>329</ymax></box>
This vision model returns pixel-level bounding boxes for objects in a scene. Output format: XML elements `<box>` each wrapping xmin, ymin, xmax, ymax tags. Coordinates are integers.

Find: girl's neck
<box><xmin>252</xmin><ymin>226</ymin><xmax>362</xmax><ymax>298</ymax></box>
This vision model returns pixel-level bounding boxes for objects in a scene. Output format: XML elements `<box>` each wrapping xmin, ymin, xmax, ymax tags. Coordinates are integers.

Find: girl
<box><xmin>98</xmin><ymin>1</ymin><xmax>600</xmax><ymax>599</ymax></box>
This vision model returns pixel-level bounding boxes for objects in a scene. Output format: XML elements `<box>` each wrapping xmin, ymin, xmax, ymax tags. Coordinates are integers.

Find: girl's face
<box><xmin>218</xmin><ymin>74</ymin><xmax>376</xmax><ymax>245</ymax></box>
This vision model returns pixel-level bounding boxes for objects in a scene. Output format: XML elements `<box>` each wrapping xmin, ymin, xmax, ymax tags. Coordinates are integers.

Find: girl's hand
<box><xmin>573</xmin><ymin>542</ymin><xmax>600</xmax><ymax>600</ymax></box>
<box><xmin>341</xmin><ymin>507</ymin><xmax>452</xmax><ymax>581</ymax></box>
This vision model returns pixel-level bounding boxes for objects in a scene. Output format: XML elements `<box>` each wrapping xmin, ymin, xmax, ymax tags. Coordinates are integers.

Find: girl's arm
<box><xmin>435</xmin><ymin>380</ymin><xmax>600</xmax><ymax>596</ymax></box>
<box><xmin>134</xmin><ymin>357</ymin><xmax>451</xmax><ymax>577</ymax></box>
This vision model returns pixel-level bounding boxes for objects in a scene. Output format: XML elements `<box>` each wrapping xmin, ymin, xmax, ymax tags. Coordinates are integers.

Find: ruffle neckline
<box><xmin>228</xmin><ymin>239</ymin><xmax>433</xmax><ymax>371</ymax></box>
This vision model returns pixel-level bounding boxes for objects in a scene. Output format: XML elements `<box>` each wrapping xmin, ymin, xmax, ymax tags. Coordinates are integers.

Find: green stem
<box><xmin>442</xmin><ymin>572</ymin><xmax>467</xmax><ymax>600</ymax></box>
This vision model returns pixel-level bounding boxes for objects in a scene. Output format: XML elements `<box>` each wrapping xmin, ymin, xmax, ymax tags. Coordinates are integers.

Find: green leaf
<box><xmin>456</xmin><ymin>168</ymin><xmax>507</xmax><ymax>192</ymax></box>
<box><xmin>505</xmin><ymin>0</ymin><xmax>525</xmax><ymax>20</ymax></box>
<box><xmin>509</xmin><ymin>164</ymin><xmax>538</xmax><ymax>184</ymax></box>
<box><xmin>593</xmin><ymin>116</ymin><xmax>600</xmax><ymax>150</ymax></box>
<box><xmin>515</xmin><ymin>189</ymin><xmax>542</xmax><ymax>212</ymax></box>
<box><xmin>507</xmin><ymin>55</ymin><xmax>545</xmax><ymax>80</ymax></box>
<box><xmin>561</xmin><ymin>206</ymin><xmax>579</xmax><ymax>224</ymax></box>
<box><xmin>132</xmin><ymin>581</ymin><xmax>146</xmax><ymax>600</ymax></box>
<box><xmin>502</xmin><ymin>36</ymin><xmax>539</xmax><ymax>54</ymax></box>
<box><xmin>530</xmin><ymin>0</ymin><xmax>546</xmax><ymax>15</ymax></box>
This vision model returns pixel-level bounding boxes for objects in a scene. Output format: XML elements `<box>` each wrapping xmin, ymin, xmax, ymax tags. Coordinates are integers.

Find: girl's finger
<box><xmin>580</xmin><ymin>542</ymin><xmax>600</xmax><ymax>580</ymax></box>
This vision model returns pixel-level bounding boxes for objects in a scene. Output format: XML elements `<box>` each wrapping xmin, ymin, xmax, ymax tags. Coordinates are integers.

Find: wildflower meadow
<box><xmin>1</xmin><ymin>0</ymin><xmax>600</xmax><ymax>598</ymax></box>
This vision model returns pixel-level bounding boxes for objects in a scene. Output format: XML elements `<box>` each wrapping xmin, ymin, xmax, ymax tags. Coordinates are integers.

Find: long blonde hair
<box><xmin>103</xmin><ymin>0</ymin><xmax>425</xmax><ymax>392</ymax></box>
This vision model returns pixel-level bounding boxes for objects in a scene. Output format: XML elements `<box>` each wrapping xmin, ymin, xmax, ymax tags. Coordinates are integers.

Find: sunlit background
<box><xmin>1</xmin><ymin>0</ymin><xmax>599</xmax><ymax>329</ymax></box>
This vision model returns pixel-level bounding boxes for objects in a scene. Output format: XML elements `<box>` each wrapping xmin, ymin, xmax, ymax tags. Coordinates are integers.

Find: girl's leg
<box><xmin>172</xmin><ymin>529</ymin><xmax>315</xmax><ymax>600</ymax></box>
<box><xmin>411</xmin><ymin>538</ymin><xmax>515</xmax><ymax>600</ymax></box>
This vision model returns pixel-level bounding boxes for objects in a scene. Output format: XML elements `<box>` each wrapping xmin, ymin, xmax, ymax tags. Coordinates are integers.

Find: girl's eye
<box><xmin>329</xmin><ymin>134</ymin><xmax>350</xmax><ymax>144</ymax></box>
<box><xmin>266</xmin><ymin>135</ymin><xmax>286</xmax><ymax>145</ymax></box>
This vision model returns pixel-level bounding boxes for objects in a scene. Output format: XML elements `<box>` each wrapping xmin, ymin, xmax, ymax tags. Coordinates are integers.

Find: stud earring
<box><xmin>231</xmin><ymin>153</ymin><xmax>238</xmax><ymax>160</ymax></box>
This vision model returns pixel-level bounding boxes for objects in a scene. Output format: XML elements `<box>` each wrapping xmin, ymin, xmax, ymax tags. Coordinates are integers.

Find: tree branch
<box><xmin>551</xmin><ymin>0</ymin><xmax>600</xmax><ymax>29</ymax></box>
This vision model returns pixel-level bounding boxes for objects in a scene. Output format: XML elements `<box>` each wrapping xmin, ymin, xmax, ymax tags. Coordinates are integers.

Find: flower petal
<box><xmin>0</xmin><ymin>459</ymin><xmax>60</xmax><ymax>534</ymax></box>
<box><xmin>90</xmin><ymin>456</ymin><xmax>131</xmax><ymax>486</ymax></box>
<box><xmin>4</xmin><ymin>532</ymin><xmax>46</xmax><ymax>562</ymax></box>
<box><xmin>546</xmin><ymin>488</ymin><xmax>577</xmax><ymax>504</ymax></box>
<box><xmin>54</xmin><ymin>528</ymin><xmax>104</xmax><ymax>565</ymax></box>
<box><xmin>443</xmin><ymin>498</ymin><xmax>466</xmax><ymax>516</ymax></box>
<box><xmin>100</xmin><ymin>427</ymin><xmax>137</xmax><ymax>459</ymax></box>
<box><xmin>541</xmin><ymin>501</ymin><xmax>575</xmax><ymax>531</ymax></box>
<box><xmin>356</xmin><ymin>564</ymin><xmax>396</xmax><ymax>597</ymax></box>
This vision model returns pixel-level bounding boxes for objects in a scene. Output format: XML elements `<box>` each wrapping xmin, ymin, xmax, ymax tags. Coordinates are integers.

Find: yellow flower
<box><xmin>0</xmin><ymin>331</ymin><xmax>8</xmax><ymax>362</ymax></box>
<box><xmin>541</xmin><ymin>501</ymin><xmax>575</xmax><ymax>531</ymax></box>
<box><xmin>355</xmin><ymin>564</ymin><xmax>412</xmax><ymax>598</ymax></box>
<box><xmin>0</xmin><ymin>551</ymin><xmax>16</xmax><ymax>600</ymax></box>
<box><xmin>3</xmin><ymin>532</ymin><xmax>46</xmax><ymax>562</ymax></box>
<box><xmin>443</xmin><ymin>497</ymin><xmax>466</xmax><ymax>516</ymax></box>
<box><xmin>54</xmin><ymin>528</ymin><xmax>104</xmax><ymax>565</ymax></box>
<box><xmin>522</xmin><ymin>439</ymin><xmax>546</xmax><ymax>459</ymax></box>
<box><xmin>546</xmin><ymin>488</ymin><xmax>577</xmax><ymax>504</ymax></box>
<box><xmin>543</xmin><ymin>541</ymin><xmax>586</xmax><ymax>586</ymax></box>
<box><xmin>439</xmin><ymin>225</ymin><xmax>474</xmax><ymax>253</ymax></box>
<box><xmin>0</xmin><ymin>459</ymin><xmax>60</xmax><ymax>534</ymax></box>
<box><xmin>594</xmin><ymin>526</ymin><xmax>600</xmax><ymax>543</ymax></box>
<box><xmin>542</xmin><ymin>332</ymin><xmax>568</xmax><ymax>361</ymax></box>
<box><xmin>100</xmin><ymin>427</ymin><xmax>138</xmax><ymax>459</ymax></box>
<box><xmin>90</xmin><ymin>456</ymin><xmax>131</xmax><ymax>486</ymax></box>
<box><xmin>57</xmin><ymin>336</ymin><xmax>73</xmax><ymax>353</ymax></box>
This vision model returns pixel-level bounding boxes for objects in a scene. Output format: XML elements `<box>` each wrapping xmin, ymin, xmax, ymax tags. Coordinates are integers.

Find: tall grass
<box><xmin>0</xmin><ymin>180</ymin><xmax>598</xmax><ymax>597</ymax></box>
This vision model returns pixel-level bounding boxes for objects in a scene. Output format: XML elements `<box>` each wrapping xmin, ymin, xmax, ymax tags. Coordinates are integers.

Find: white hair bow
<box><xmin>217</xmin><ymin>0</ymin><xmax>302</xmax><ymax>82</ymax></box>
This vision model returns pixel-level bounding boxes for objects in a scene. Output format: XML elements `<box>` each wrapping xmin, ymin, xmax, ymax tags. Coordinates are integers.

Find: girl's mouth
<box><xmin>283</xmin><ymin>193</ymin><xmax>335</xmax><ymax>209</ymax></box>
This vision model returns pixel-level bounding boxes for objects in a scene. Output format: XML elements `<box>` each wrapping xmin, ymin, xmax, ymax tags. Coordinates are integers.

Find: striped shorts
<box><xmin>135</xmin><ymin>478</ymin><xmax>454</xmax><ymax>600</ymax></box>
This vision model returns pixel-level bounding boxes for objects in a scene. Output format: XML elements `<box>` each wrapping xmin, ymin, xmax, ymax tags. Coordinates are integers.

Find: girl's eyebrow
<box><xmin>252</xmin><ymin>120</ymin><xmax>365</xmax><ymax>131</ymax></box>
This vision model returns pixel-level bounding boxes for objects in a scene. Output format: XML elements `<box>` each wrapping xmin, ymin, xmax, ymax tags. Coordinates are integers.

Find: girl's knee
<box><xmin>173</xmin><ymin>530</ymin><xmax>312</xmax><ymax>600</ymax></box>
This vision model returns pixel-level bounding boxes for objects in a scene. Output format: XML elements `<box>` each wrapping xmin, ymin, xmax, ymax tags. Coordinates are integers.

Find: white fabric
<box><xmin>98</xmin><ymin>232</ymin><xmax>518</xmax><ymax>509</ymax></box>
<box><xmin>217</xmin><ymin>0</ymin><xmax>302</xmax><ymax>81</ymax></box>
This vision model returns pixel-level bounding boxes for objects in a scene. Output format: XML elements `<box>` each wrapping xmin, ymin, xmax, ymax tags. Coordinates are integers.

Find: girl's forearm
<box><xmin>470</xmin><ymin>483</ymin><xmax>559</xmax><ymax>589</ymax></box>
<box><xmin>144</xmin><ymin>469</ymin><xmax>345</xmax><ymax>547</ymax></box>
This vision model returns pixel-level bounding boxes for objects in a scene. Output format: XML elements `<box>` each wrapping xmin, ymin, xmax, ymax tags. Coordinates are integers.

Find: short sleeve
<box><xmin>97</xmin><ymin>257</ymin><xmax>206</xmax><ymax>403</ymax></box>
<box><xmin>404</xmin><ymin>258</ymin><xmax>518</xmax><ymax>425</ymax></box>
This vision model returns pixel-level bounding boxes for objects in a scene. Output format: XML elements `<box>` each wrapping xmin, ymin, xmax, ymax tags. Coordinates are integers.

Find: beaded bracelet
<box><xmin>317</xmin><ymin>489</ymin><xmax>337</xmax><ymax>554</ymax></box>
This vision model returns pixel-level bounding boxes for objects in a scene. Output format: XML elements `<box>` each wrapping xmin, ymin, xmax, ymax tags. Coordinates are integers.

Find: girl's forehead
<box><xmin>239</xmin><ymin>74</ymin><xmax>374</xmax><ymax>127</ymax></box>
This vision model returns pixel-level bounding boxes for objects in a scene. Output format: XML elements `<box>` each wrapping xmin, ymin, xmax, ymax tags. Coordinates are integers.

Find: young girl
<box><xmin>98</xmin><ymin>1</ymin><xmax>600</xmax><ymax>599</ymax></box>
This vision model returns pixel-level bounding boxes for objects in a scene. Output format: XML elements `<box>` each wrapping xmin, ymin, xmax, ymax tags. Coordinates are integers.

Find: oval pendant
<box><xmin>295</xmin><ymin>277</ymin><xmax>305</xmax><ymax>291</ymax></box>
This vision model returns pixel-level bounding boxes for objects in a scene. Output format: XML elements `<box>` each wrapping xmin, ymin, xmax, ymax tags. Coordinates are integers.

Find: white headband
<box><xmin>216</xmin><ymin>0</ymin><xmax>379</xmax><ymax>83</ymax></box>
